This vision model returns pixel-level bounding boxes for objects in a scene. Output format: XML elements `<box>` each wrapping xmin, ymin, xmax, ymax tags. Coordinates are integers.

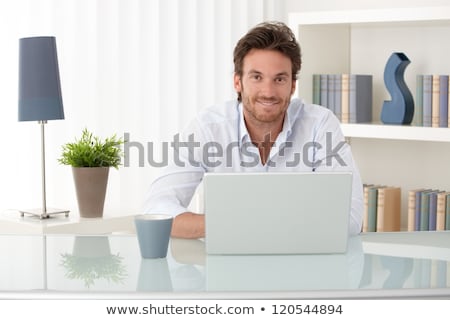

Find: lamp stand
<box><xmin>19</xmin><ymin>121</ymin><xmax>69</xmax><ymax>219</ymax></box>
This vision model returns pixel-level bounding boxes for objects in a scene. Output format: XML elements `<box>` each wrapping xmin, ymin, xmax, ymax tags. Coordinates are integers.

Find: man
<box><xmin>144</xmin><ymin>21</ymin><xmax>363</xmax><ymax>238</ymax></box>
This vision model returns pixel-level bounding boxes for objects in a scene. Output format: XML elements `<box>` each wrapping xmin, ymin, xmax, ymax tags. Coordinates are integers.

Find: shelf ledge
<box><xmin>289</xmin><ymin>6</ymin><xmax>450</xmax><ymax>26</ymax></box>
<box><xmin>341</xmin><ymin>123</ymin><xmax>450</xmax><ymax>142</ymax></box>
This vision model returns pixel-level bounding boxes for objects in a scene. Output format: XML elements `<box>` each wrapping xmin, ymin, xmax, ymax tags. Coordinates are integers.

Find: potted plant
<box><xmin>59</xmin><ymin>128</ymin><xmax>124</xmax><ymax>218</ymax></box>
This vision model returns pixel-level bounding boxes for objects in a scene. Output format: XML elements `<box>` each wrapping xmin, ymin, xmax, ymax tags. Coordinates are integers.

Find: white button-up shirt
<box><xmin>144</xmin><ymin>98</ymin><xmax>364</xmax><ymax>235</ymax></box>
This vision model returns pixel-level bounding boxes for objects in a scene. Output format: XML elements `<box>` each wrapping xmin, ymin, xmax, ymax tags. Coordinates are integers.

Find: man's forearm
<box><xmin>171</xmin><ymin>212</ymin><xmax>205</xmax><ymax>239</ymax></box>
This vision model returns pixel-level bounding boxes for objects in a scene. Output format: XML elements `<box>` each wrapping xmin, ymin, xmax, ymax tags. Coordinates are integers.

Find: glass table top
<box><xmin>0</xmin><ymin>232</ymin><xmax>449</xmax><ymax>298</ymax></box>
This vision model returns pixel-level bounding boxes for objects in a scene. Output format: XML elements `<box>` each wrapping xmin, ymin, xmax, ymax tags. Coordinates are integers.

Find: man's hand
<box><xmin>171</xmin><ymin>212</ymin><xmax>205</xmax><ymax>239</ymax></box>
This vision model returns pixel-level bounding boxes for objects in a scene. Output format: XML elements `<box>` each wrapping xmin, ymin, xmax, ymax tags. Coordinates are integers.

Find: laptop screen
<box><xmin>204</xmin><ymin>172</ymin><xmax>352</xmax><ymax>255</ymax></box>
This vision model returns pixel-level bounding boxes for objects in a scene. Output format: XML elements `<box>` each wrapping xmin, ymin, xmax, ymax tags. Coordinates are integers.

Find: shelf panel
<box><xmin>361</xmin><ymin>231</ymin><xmax>450</xmax><ymax>261</ymax></box>
<box><xmin>288</xmin><ymin>6</ymin><xmax>450</xmax><ymax>26</ymax></box>
<box><xmin>341</xmin><ymin>123</ymin><xmax>450</xmax><ymax>142</ymax></box>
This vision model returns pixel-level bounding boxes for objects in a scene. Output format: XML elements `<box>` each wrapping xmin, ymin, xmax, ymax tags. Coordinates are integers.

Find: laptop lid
<box><xmin>204</xmin><ymin>172</ymin><xmax>352</xmax><ymax>255</ymax></box>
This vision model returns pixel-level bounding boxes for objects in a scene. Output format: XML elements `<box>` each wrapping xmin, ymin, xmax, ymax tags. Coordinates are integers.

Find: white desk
<box><xmin>0</xmin><ymin>212</ymin><xmax>135</xmax><ymax>234</ymax></box>
<box><xmin>0</xmin><ymin>232</ymin><xmax>449</xmax><ymax>299</ymax></box>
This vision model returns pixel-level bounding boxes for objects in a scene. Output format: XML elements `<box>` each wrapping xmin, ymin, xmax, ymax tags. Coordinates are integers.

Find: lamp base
<box><xmin>19</xmin><ymin>208</ymin><xmax>70</xmax><ymax>219</ymax></box>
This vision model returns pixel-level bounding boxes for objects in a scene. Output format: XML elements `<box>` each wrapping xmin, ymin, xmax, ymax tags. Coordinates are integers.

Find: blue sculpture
<box><xmin>380</xmin><ymin>52</ymin><xmax>414</xmax><ymax>124</ymax></box>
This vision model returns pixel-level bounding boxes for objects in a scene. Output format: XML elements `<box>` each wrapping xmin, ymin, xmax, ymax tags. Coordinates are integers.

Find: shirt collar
<box><xmin>238</xmin><ymin>102</ymin><xmax>249</xmax><ymax>147</ymax></box>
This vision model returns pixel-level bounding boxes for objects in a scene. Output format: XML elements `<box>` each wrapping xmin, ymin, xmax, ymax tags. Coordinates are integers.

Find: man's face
<box><xmin>234</xmin><ymin>49</ymin><xmax>296</xmax><ymax>126</ymax></box>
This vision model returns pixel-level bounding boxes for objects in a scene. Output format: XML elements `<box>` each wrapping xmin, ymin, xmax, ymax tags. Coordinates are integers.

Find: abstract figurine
<box><xmin>380</xmin><ymin>52</ymin><xmax>414</xmax><ymax>125</ymax></box>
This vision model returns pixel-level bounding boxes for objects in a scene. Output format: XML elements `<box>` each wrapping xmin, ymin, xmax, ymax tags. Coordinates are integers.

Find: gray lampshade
<box><xmin>18</xmin><ymin>36</ymin><xmax>64</xmax><ymax>121</ymax></box>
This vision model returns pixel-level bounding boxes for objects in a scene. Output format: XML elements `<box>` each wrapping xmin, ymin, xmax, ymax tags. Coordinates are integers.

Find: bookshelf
<box><xmin>289</xmin><ymin>7</ymin><xmax>450</xmax><ymax>230</ymax></box>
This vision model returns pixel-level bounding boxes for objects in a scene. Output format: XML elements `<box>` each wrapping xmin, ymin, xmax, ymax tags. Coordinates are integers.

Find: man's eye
<box><xmin>275</xmin><ymin>77</ymin><xmax>287</xmax><ymax>83</ymax></box>
<box><xmin>250</xmin><ymin>74</ymin><xmax>262</xmax><ymax>80</ymax></box>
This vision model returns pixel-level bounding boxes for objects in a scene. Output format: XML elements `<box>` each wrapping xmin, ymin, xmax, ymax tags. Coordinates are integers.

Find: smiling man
<box><xmin>235</xmin><ymin>48</ymin><xmax>296</xmax><ymax>165</ymax></box>
<box><xmin>144</xmin><ymin>21</ymin><xmax>364</xmax><ymax>238</ymax></box>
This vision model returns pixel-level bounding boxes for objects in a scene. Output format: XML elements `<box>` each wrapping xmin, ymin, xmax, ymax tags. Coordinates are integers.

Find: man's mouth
<box><xmin>257</xmin><ymin>99</ymin><xmax>278</xmax><ymax>106</ymax></box>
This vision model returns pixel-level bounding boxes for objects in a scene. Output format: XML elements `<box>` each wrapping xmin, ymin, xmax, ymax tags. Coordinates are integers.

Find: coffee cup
<box><xmin>135</xmin><ymin>214</ymin><xmax>173</xmax><ymax>259</ymax></box>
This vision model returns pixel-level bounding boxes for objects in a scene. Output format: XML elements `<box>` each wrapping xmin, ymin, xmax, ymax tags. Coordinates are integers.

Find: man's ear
<box><xmin>290</xmin><ymin>79</ymin><xmax>297</xmax><ymax>96</ymax></box>
<box><xmin>233</xmin><ymin>73</ymin><xmax>242</xmax><ymax>93</ymax></box>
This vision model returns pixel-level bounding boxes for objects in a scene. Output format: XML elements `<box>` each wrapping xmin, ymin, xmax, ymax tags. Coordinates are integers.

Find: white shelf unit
<box><xmin>289</xmin><ymin>7</ymin><xmax>450</xmax><ymax>230</ymax></box>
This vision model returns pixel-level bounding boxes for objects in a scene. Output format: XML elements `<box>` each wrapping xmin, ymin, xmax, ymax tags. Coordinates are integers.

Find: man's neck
<box><xmin>244</xmin><ymin>118</ymin><xmax>284</xmax><ymax>165</ymax></box>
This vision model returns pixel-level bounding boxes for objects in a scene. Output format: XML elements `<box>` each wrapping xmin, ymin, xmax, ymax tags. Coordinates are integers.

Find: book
<box><xmin>367</xmin><ymin>186</ymin><xmax>379</xmax><ymax>232</ymax></box>
<box><xmin>428</xmin><ymin>191</ymin><xmax>439</xmax><ymax>231</ymax></box>
<box><xmin>414</xmin><ymin>74</ymin><xmax>423</xmax><ymax>126</ymax></box>
<box><xmin>449</xmin><ymin>78</ymin><xmax>450</xmax><ymax>128</ymax></box>
<box><xmin>349</xmin><ymin>74</ymin><xmax>372</xmax><ymax>123</ymax></box>
<box><xmin>415</xmin><ymin>189</ymin><xmax>432</xmax><ymax>231</ymax></box>
<box><xmin>312</xmin><ymin>74</ymin><xmax>321</xmax><ymax>104</ymax></box>
<box><xmin>334</xmin><ymin>74</ymin><xmax>342</xmax><ymax>121</ymax></box>
<box><xmin>340</xmin><ymin>74</ymin><xmax>349</xmax><ymax>122</ymax></box>
<box><xmin>376</xmin><ymin>186</ymin><xmax>401</xmax><ymax>232</ymax></box>
<box><xmin>436</xmin><ymin>191</ymin><xmax>449</xmax><ymax>231</ymax></box>
<box><xmin>422</xmin><ymin>74</ymin><xmax>432</xmax><ymax>127</ymax></box>
<box><xmin>327</xmin><ymin>74</ymin><xmax>336</xmax><ymax>114</ymax></box>
<box><xmin>408</xmin><ymin>188</ymin><xmax>426</xmax><ymax>231</ymax></box>
<box><xmin>431</xmin><ymin>74</ymin><xmax>440</xmax><ymax>128</ymax></box>
<box><xmin>446</xmin><ymin>194</ymin><xmax>450</xmax><ymax>230</ymax></box>
<box><xmin>362</xmin><ymin>184</ymin><xmax>374</xmax><ymax>232</ymax></box>
<box><xmin>439</xmin><ymin>75</ymin><xmax>449</xmax><ymax>127</ymax></box>
<box><xmin>420</xmin><ymin>190</ymin><xmax>438</xmax><ymax>231</ymax></box>
<box><xmin>420</xmin><ymin>191</ymin><xmax>431</xmax><ymax>231</ymax></box>
<box><xmin>320</xmin><ymin>74</ymin><xmax>328</xmax><ymax>109</ymax></box>
<box><xmin>407</xmin><ymin>190</ymin><xmax>414</xmax><ymax>231</ymax></box>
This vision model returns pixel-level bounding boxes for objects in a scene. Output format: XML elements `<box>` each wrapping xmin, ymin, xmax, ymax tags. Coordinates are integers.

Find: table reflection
<box><xmin>137</xmin><ymin>258</ymin><xmax>172</xmax><ymax>292</ymax></box>
<box><xmin>205</xmin><ymin>236</ymin><xmax>364</xmax><ymax>291</ymax></box>
<box><xmin>169</xmin><ymin>238</ymin><xmax>206</xmax><ymax>291</ymax></box>
<box><xmin>0</xmin><ymin>232</ymin><xmax>449</xmax><ymax>297</ymax></box>
<box><xmin>59</xmin><ymin>236</ymin><xmax>127</xmax><ymax>288</ymax></box>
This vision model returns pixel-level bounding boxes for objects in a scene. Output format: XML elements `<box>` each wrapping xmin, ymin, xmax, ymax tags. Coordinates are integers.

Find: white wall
<box><xmin>0</xmin><ymin>0</ymin><xmax>287</xmax><ymax>218</ymax></box>
<box><xmin>2</xmin><ymin>0</ymin><xmax>448</xmax><ymax>224</ymax></box>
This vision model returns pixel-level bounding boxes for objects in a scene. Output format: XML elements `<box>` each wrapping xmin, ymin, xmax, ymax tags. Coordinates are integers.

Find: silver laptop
<box><xmin>204</xmin><ymin>172</ymin><xmax>352</xmax><ymax>255</ymax></box>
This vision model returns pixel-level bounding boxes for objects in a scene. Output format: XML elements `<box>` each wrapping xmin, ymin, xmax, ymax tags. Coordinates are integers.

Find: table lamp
<box><xmin>18</xmin><ymin>36</ymin><xmax>69</xmax><ymax>219</ymax></box>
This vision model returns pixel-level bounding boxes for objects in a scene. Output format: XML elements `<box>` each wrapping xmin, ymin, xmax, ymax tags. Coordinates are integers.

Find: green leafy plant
<box><xmin>58</xmin><ymin>128</ymin><xmax>124</xmax><ymax>168</ymax></box>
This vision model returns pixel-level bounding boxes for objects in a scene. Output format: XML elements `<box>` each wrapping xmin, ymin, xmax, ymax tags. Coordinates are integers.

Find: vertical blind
<box><xmin>0</xmin><ymin>0</ymin><xmax>286</xmax><ymax>216</ymax></box>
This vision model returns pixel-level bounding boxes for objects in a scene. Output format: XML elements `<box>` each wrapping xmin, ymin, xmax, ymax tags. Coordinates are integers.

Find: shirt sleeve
<box><xmin>143</xmin><ymin>118</ymin><xmax>206</xmax><ymax>217</ymax></box>
<box><xmin>143</xmin><ymin>170</ymin><xmax>205</xmax><ymax>216</ymax></box>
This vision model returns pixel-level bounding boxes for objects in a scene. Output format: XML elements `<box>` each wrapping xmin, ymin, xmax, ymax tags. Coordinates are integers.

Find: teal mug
<box><xmin>135</xmin><ymin>214</ymin><xmax>173</xmax><ymax>259</ymax></box>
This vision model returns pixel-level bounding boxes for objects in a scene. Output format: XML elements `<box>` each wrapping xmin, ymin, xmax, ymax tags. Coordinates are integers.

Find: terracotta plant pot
<box><xmin>72</xmin><ymin>167</ymin><xmax>109</xmax><ymax>218</ymax></box>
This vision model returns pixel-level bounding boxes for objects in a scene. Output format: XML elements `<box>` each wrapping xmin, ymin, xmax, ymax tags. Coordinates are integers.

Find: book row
<box><xmin>414</xmin><ymin>75</ymin><xmax>449</xmax><ymax>128</ymax></box>
<box><xmin>362</xmin><ymin>184</ymin><xmax>400</xmax><ymax>233</ymax></box>
<box><xmin>312</xmin><ymin>74</ymin><xmax>372</xmax><ymax>123</ymax></box>
<box><xmin>407</xmin><ymin>189</ymin><xmax>450</xmax><ymax>232</ymax></box>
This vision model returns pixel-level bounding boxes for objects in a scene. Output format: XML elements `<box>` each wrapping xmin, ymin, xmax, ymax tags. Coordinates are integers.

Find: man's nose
<box><xmin>259</xmin><ymin>79</ymin><xmax>277</xmax><ymax>97</ymax></box>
